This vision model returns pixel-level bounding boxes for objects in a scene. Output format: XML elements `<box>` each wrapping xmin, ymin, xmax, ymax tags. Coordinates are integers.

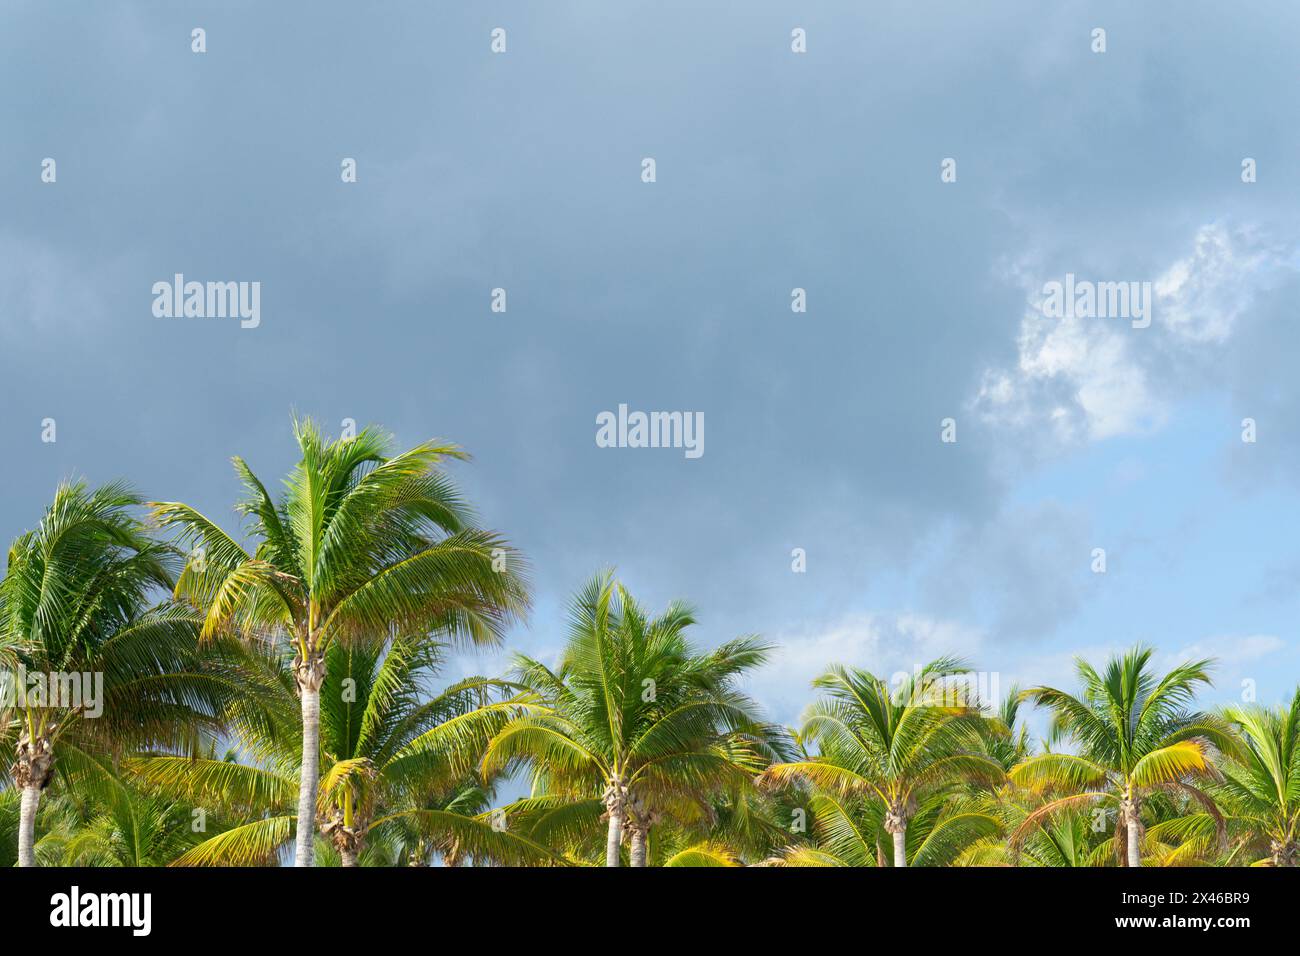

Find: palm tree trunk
<box><xmin>322</xmin><ymin>807</ymin><xmax>364</xmax><ymax>868</ymax></box>
<box><xmin>629</xmin><ymin>826</ymin><xmax>648</xmax><ymax>867</ymax></box>
<box><xmin>294</xmin><ymin>651</ymin><xmax>326</xmax><ymax>868</ymax></box>
<box><xmin>891</xmin><ymin>828</ymin><xmax>908</xmax><ymax>868</ymax></box>
<box><xmin>12</xmin><ymin>732</ymin><xmax>54</xmax><ymax>868</ymax></box>
<box><xmin>295</xmin><ymin>684</ymin><xmax>321</xmax><ymax>866</ymax></box>
<box><xmin>17</xmin><ymin>785</ymin><xmax>41</xmax><ymax>868</ymax></box>
<box><xmin>884</xmin><ymin>802</ymin><xmax>908</xmax><ymax>868</ymax></box>
<box><xmin>605</xmin><ymin>805</ymin><xmax>624</xmax><ymax>867</ymax></box>
<box><xmin>602</xmin><ymin>778</ymin><xmax>627</xmax><ymax>867</ymax></box>
<box><xmin>1120</xmin><ymin>795</ymin><xmax>1142</xmax><ymax>867</ymax></box>
<box><xmin>1270</xmin><ymin>839</ymin><xmax>1297</xmax><ymax>867</ymax></box>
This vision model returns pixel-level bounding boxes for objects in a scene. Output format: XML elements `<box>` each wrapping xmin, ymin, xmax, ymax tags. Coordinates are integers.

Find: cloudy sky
<box><xmin>3</xmin><ymin>1</ymin><xmax>1299</xmax><ymax>728</ymax></box>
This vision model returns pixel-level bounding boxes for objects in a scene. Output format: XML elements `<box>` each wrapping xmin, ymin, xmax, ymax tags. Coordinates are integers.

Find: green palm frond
<box><xmin>172</xmin><ymin>816</ymin><xmax>295</xmax><ymax>866</ymax></box>
<box><xmin>369</xmin><ymin>808</ymin><xmax>572</xmax><ymax>866</ymax></box>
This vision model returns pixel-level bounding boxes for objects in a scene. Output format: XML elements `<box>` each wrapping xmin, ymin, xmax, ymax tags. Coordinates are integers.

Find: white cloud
<box><xmin>972</xmin><ymin>223</ymin><xmax>1294</xmax><ymax>445</ymax></box>
<box><xmin>1170</xmin><ymin>634</ymin><xmax>1284</xmax><ymax>666</ymax></box>
<box><xmin>1156</xmin><ymin>224</ymin><xmax>1277</xmax><ymax>344</ymax></box>
<box><xmin>744</xmin><ymin>612</ymin><xmax>985</xmax><ymax>723</ymax></box>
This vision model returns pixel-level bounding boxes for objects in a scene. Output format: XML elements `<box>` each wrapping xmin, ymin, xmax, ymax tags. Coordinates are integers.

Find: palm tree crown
<box><xmin>1218</xmin><ymin>688</ymin><xmax>1300</xmax><ymax>866</ymax></box>
<box><xmin>762</xmin><ymin>657</ymin><xmax>1003</xmax><ymax>867</ymax></box>
<box><xmin>130</xmin><ymin>635</ymin><xmax>556</xmax><ymax>866</ymax></box>
<box><xmin>1012</xmin><ymin>647</ymin><xmax>1238</xmax><ymax>867</ymax></box>
<box><xmin>483</xmin><ymin>571</ymin><xmax>781</xmax><ymax>866</ymax></box>
<box><xmin>152</xmin><ymin>418</ymin><xmax>529</xmax><ymax>865</ymax></box>
<box><xmin>0</xmin><ymin>480</ymin><xmax>219</xmax><ymax>867</ymax></box>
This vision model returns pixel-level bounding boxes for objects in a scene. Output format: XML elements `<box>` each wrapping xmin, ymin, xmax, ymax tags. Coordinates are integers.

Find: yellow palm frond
<box><xmin>171</xmin><ymin>816</ymin><xmax>295</xmax><ymax>866</ymax></box>
<box><xmin>760</xmin><ymin>760</ymin><xmax>877</xmax><ymax>798</ymax></box>
<box><xmin>1010</xmin><ymin>753</ymin><xmax>1109</xmax><ymax>793</ymax></box>
<box><xmin>1130</xmin><ymin>740</ymin><xmax>1212</xmax><ymax>787</ymax></box>
<box><xmin>663</xmin><ymin>842</ymin><xmax>741</xmax><ymax>867</ymax></box>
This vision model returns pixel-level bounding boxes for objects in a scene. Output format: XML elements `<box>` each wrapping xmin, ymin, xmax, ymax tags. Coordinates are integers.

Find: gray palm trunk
<box><xmin>891</xmin><ymin>828</ymin><xmax>908</xmax><ymax>868</ymax></box>
<box><xmin>603</xmin><ymin>777</ymin><xmax>629</xmax><ymax>867</ymax></box>
<box><xmin>605</xmin><ymin>806</ymin><xmax>624</xmax><ymax>867</ymax></box>
<box><xmin>1121</xmin><ymin>795</ymin><xmax>1142</xmax><ymax>867</ymax></box>
<box><xmin>1126</xmin><ymin>822</ymin><xmax>1141</xmax><ymax>867</ymax></box>
<box><xmin>629</xmin><ymin>826</ymin><xmax>648</xmax><ymax>867</ymax></box>
<box><xmin>13</xmin><ymin>733</ymin><xmax>54</xmax><ymax>868</ymax></box>
<box><xmin>322</xmin><ymin>808</ymin><xmax>364</xmax><ymax>867</ymax></box>
<box><xmin>295</xmin><ymin>680</ymin><xmax>322</xmax><ymax>867</ymax></box>
<box><xmin>885</xmin><ymin>802</ymin><xmax>908</xmax><ymax>868</ymax></box>
<box><xmin>17</xmin><ymin>786</ymin><xmax>41</xmax><ymax>867</ymax></box>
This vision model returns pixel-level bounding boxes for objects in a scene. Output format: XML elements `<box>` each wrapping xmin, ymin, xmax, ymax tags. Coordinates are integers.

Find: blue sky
<box><xmin>3</xmin><ymin>1</ymin><xmax>1299</xmax><ymax>733</ymax></box>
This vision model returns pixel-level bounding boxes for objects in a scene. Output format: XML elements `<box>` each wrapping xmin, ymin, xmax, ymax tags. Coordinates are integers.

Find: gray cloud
<box><xmin>5</xmin><ymin>1</ymin><xmax>1300</xmax><ymax>709</ymax></box>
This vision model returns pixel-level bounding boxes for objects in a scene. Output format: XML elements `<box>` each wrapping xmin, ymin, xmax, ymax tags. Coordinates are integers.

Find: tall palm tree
<box><xmin>1012</xmin><ymin>646</ymin><xmax>1238</xmax><ymax>867</ymax></box>
<box><xmin>131</xmin><ymin>636</ymin><xmax>556</xmax><ymax>866</ymax></box>
<box><xmin>483</xmin><ymin>572</ymin><xmax>780</xmax><ymax>866</ymax></box>
<box><xmin>1218</xmin><ymin>688</ymin><xmax>1300</xmax><ymax>866</ymax></box>
<box><xmin>152</xmin><ymin>418</ymin><xmax>529</xmax><ymax>866</ymax></box>
<box><xmin>314</xmin><ymin>639</ymin><xmax>544</xmax><ymax>866</ymax></box>
<box><xmin>761</xmin><ymin>657</ymin><xmax>1003</xmax><ymax>867</ymax></box>
<box><xmin>970</xmin><ymin>783</ymin><xmax>1214</xmax><ymax>867</ymax></box>
<box><xmin>0</xmin><ymin>481</ymin><xmax>222</xmax><ymax>867</ymax></box>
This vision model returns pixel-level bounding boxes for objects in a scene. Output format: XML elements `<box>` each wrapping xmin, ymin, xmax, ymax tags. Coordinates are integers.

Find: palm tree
<box><xmin>385</xmin><ymin>782</ymin><xmax>498</xmax><ymax>866</ymax></box>
<box><xmin>1012</xmin><ymin>646</ymin><xmax>1239</xmax><ymax>867</ymax></box>
<box><xmin>963</xmin><ymin>800</ymin><xmax>1108</xmax><ymax>867</ymax></box>
<box><xmin>26</xmin><ymin>780</ymin><xmax>212</xmax><ymax>867</ymax></box>
<box><xmin>314</xmin><ymin>639</ymin><xmax>545</xmax><ymax>866</ymax></box>
<box><xmin>762</xmin><ymin>789</ymin><xmax>1001</xmax><ymax>867</ymax></box>
<box><xmin>621</xmin><ymin>785</ymin><xmax>804</xmax><ymax>868</ymax></box>
<box><xmin>0</xmin><ymin>480</ymin><xmax>222</xmax><ymax>867</ymax></box>
<box><xmin>483</xmin><ymin>572</ymin><xmax>781</xmax><ymax>866</ymax></box>
<box><xmin>131</xmin><ymin>629</ymin><xmax>556</xmax><ymax>866</ymax></box>
<box><xmin>1218</xmin><ymin>688</ymin><xmax>1300</xmax><ymax>866</ymax></box>
<box><xmin>761</xmin><ymin>657</ymin><xmax>1003</xmax><ymax>867</ymax></box>
<box><xmin>152</xmin><ymin>418</ymin><xmax>529</xmax><ymax>866</ymax></box>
